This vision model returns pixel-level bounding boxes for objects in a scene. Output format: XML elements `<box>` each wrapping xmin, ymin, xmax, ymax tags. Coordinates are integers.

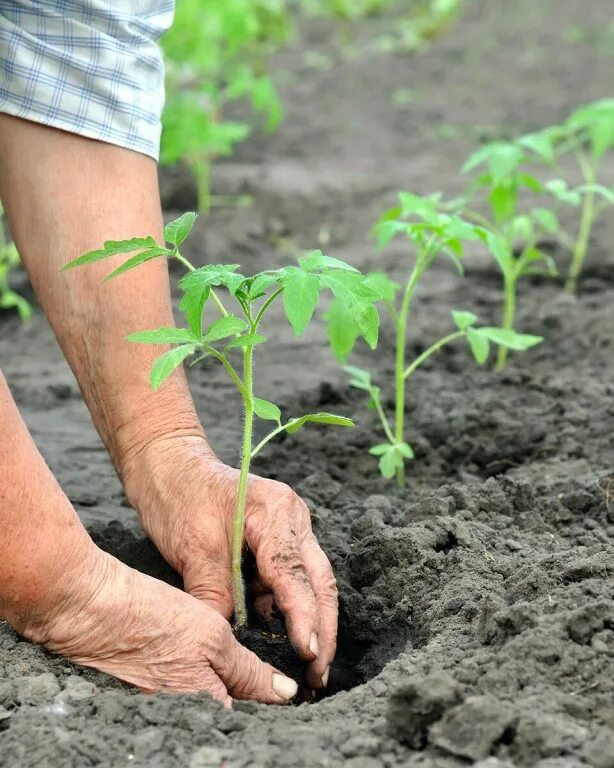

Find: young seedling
<box><xmin>327</xmin><ymin>193</ymin><xmax>541</xmax><ymax>485</ymax></box>
<box><xmin>63</xmin><ymin>212</ymin><xmax>380</xmax><ymax>627</ymax></box>
<box><xmin>555</xmin><ymin>100</ymin><xmax>614</xmax><ymax>292</ymax></box>
<box><xmin>459</xmin><ymin>140</ymin><xmax>560</xmax><ymax>370</ymax></box>
<box><xmin>161</xmin><ymin>0</ymin><xmax>289</xmax><ymax>214</ymax></box>
<box><xmin>0</xmin><ymin>204</ymin><xmax>31</xmax><ymax>320</ymax></box>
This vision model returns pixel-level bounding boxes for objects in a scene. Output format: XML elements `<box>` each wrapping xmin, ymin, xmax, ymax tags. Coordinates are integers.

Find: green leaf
<box><xmin>104</xmin><ymin>247</ymin><xmax>171</xmax><ymax>281</ymax></box>
<box><xmin>225</xmin><ymin>333</ymin><xmax>266</xmax><ymax>351</ymax></box>
<box><xmin>247</xmin><ymin>273</ymin><xmax>280</xmax><ymax>299</ymax></box>
<box><xmin>485</xmin><ymin>232</ymin><xmax>514</xmax><ymax>275</ymax></box>
<box><xmin>202</xmin><ymin>315</ymin><xmax>246</xmax><ymax>342</ymax></box>
<box><xmin>363</xmin><ymin>272</ymin><xmax>400</xmax><ymax>302</ymax></box>
<box><xmin>285</xmin><ymin>412</ymin><xmax>354</xmax><ymax>434</ymax></box>
<box><xmin>379</xmin><ymin>448</ymin><xmax>403</xmax><ymax>479</ymax></box>
<box><xmin>298</xmin><ymin>250</ymin><xmax>357</xmax><ymax>273</ymax></box>
<box><xmin>397</xmin><ymin>442</ymin><xmax>414</xmax><ymax>459</ymax></box>
<box><xmin>325</xmin><ymin>298</ymin><xmax>361</xmax><ymax>362</ymax></box>
<box><xmin>517</xmin><ymin>129</ymin><xmax>559</xmax><ymax>164</ymax></box>
<box><xmin>532</xmin><ymin>207</ymin><xmax>559</xmax><ymax>234</ymax></box>
<box><xmin>127</xmin><ymin>327</ymin><xmax>198</xmax><ymax>345</ymax></box>
<box><xmin>452</xmin><ymin>310</ymin><xmax>477</xmax><ymax>331</ymax></box>
<box><xmin>180</xmin><ymin>283</ymin><xmax>210</xmax><ymax>337</ymax></box>
<box><xmin>369</xmin><ymin>443</ymin><xmax>393</xmax><ymax>456</ymax></box>
<box><xmin>467</xmin><ymin>327</ymin><xmax>490</xmax><ymax>364</ymax></box>
<box><xmin>319</xmin><ymin>270</ymin><xmax>380</xmax><ymax>348</ymax></box>
<box><xmin>343</xmin><ymin>365</ymin><xmax>372</xmax><ymax>391</ymax></box>
<box><xmin>545</xmin><ymin>180</ymin><xmax>582</xmax><ymax>207</ymax></box>
<box><xmin>63</xmin><ymin>237</ymin><xmax>161</xmax><ymax>270</ymax></box>
<box><xmin>179</xmin><ymin>265</ymin><xmax>245</xmax><ymax>297</ymax></box>
<box><xmin>489</xmin><ymin>182</ymin><xmax>518</xmax><ymax>224</ymax></box>
<box><xmin>164</xmin><ymin>212</ymin><xmax>197</xmax><ymax>246</ymax></box>
<box><xmin>150</xmin><ymin>344</ymin><xmax>196</xmax><ymax>391</ymax></box>
<box><xmin>282</xmin><ymin>267</ymin><xmax>321</xmax><ymax>336</ymax></box>
<box><xmin>253</xmin><ymin>398</ymin><xmax>281</xmax><ymax>423</ymax></box>
<box><xmin>477</xmin><ymin>327</ymin><xmax>543</xmax><ymax>350</ymax></box>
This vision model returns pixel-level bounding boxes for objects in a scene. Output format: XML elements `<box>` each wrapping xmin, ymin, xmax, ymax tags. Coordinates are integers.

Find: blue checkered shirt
<box><xmin>0</xmin><ymin>1</ymin><xmax>174</xmax><ymax>159</ymax></box>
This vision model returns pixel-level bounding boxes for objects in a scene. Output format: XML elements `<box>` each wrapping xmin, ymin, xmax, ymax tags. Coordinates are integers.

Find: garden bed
<box><xmin>1</xmin><ymin>1</ymin><xmax>614</xmax><ymax>766</ymax></box>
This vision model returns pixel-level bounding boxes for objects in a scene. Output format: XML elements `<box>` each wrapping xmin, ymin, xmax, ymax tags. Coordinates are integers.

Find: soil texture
<box><xmin>1</xmin><ymin>1</ymin><xmax>614</xmax><ymax>766</ymax></box>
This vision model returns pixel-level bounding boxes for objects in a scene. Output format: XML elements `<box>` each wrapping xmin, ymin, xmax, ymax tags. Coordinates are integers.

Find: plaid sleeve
<box><xmin>0</xmin><ymin>1</ymin><xmax>175</xmax><ymax>160</ymax></box>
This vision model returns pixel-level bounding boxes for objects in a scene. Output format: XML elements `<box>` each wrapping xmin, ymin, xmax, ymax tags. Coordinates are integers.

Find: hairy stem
<box><xmin>394</xmin><ymin>266</ymin><xmax>421</xmax><ymax>486</ymax></box>
<box><xmin>371</xmin><ymin>388</ymin><xmax>397</xmax><ymax>446</ymax></box>
<box><xmin>403</xmin><ymin>330</ymin><xmax>465</xmax><ymax>380</ymax></box>
<box><xmin>566</xmin><ymin>154</ymin><xmax>596</xmax><ymax>293</ymax></box>
<box><xmin>232</xmin><ymin>345</ymin><xmax>254</xmax><ymax>628</ymax></box>
<box><xmin>495</xmin><ymin>273</ymin><xmax>516</xmax><ymax>372</ymax></box>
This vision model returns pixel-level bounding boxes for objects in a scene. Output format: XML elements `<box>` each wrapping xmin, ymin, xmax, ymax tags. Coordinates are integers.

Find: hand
<box><xmin>124</xmin><ymin>435</ymin><xmax>338</xmax><ymax>691</ymax></box>
<box><xmin>17</xmin><ymin>544</ymin><xmax>299</xmax><ymax>706</ymax></box>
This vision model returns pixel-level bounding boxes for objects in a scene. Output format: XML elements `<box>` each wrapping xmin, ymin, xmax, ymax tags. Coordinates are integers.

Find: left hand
<box><xmin>123</xmin><ymin>435</ymin><xmax>337</xmax><ymax>691</ymax></box>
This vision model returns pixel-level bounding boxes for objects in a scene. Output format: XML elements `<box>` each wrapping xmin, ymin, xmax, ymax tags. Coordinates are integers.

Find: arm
<box><xmin>0</xmin><ymin>115</ymin><xmax>337</xmax><ymax>689</ymax></box>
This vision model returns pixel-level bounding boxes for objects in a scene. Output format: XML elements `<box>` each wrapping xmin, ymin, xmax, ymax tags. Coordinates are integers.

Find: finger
<box><xmin>252</xmin><ymin>508</ymin><xmax>320</xmax><ymax>660</ymax></box>
<box><xmin>210</xmin><ymin>621</ymin><xmax>298</xmax><ymax>704</ymax></box>
<box><xmin>301</xmin><ymin>533</ymin><xmax>339</xmax><ymax>690</ymax></box>
<box><xmin>253</xmin><ymin>592</ymin><xmax>275</xmax><ymax>622</ymax></box>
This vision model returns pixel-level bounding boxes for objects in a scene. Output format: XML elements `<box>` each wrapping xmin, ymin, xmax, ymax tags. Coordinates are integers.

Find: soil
<box><xmin>2</xmin><ymin>1</ymin><xmax>614</xmax><ymax>766</ymax></box>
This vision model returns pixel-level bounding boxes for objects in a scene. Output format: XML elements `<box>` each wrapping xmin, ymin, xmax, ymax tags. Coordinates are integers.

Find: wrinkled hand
<box><xmin>23</xmin><ymin>545</ymin><xmax>299</xmax><ymax>706</ymax></box>
<box><xmin>124</xmin><ymin>436</ymin><xmax>338</xmax><ymax>691</ymax></box>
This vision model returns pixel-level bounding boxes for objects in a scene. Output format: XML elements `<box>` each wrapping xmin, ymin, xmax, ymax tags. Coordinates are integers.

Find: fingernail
<box><xmin>272</xmin><ymin>673</ymin><xmax>298</xmax><ymax>701</ymax></box>
<box><xmin>321</xmin><ymin>667</ymin><xmax>330</xmax><ymax>688</ymax></box>
<box><xmin>309</xmin><ymin>632</ymin><xmax>319</xmax><ymax>657</ymax></box>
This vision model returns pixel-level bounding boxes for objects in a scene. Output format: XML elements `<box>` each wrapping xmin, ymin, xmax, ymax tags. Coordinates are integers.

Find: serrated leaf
<box><xmin>285</xmin><ymin>412</ymin><xmax>354</xmax><ymax>434</ymax></box>
<box><xmin>104</xmin><ymin>247</ymin><xmax>171</xmax><ymax>280</ymax></box>
<box><xmin>485</xmin><ymin>232</ymin><xmax>514</xmax><ymax>275</ymax></box>
<box><xmin>467</xmin><ymin>327</ymin><xmax>490</xmax><ymax>365</ymax></box>
<box><xmin>517</xmin><ymin>129</ymin><xmax>559</xmax><ymax>164</ymax></box>
<box><xmin>225</xmin><ymin>333</ymin><xmax>266</xmax><ymax>351</ymax></box>
<box><xmin>452</xmin><ymin>310</ymin><xmax>478</xmax><ymax>331</ymax></box>
<box><xmin>180</xmin><ymin>265</ymin><xmax>246</xmax><ymax>297</ymax></box>
<box><xmin>150</xmin><ymin>344</ymin><xmax>196</xmax><ymax>391</ymax></box>
<box><xmin>325</xmin><ymin>298</ymin><xmax>361</xmax><ymax>362</ymax></box>
<box><xmin>489</xmin><ymin>182</ymin><xmax>518</xmax><ymax>224</ymax></box>
<box><xmin>164</xmin><ymin>212</ymin><xmax>197</xmax><ymax>246</ymax></box>
<box><xmin>282</xmin><ymin>267</ymin><xmax>320</xmax><ymax>336</ymax></box>
<box><xmin>127</xmin><ymin>327</ymin><xmax>197</xmax><ymax>345</ymax></box>
<box><xmin>298</xmin><ymin>250</ymin><xmax>357</xmax><ymax>273</ymax></box>
<box><xmin>203</xmin><ymin>315</ymin><xmax>246</xmax><ymax>342</ymax></box>
<box><xmin>477</xmin><ymin>327</ymin><xmax>543</xmax><ymax>350</ymax></box>
<box><xmin>180</xmin><ymin>283</ymin><xmax>210</xmax><ymax>337</ymax></box>
<box><xmin>247</xmin><ymin>273</ymin><xmax>280</xmax><ymax>299</ymax></box>
<box><xmin>63</xmin><ymin>237</ymin><xmax>161</xmax><ymax>270</ymax></box>
<box><xmin>363</xmin><ymin>272</ymin><xmax>400</xmax><ymax>302</ymax></box>
<box><xmin>253</xmin><ymin>398</ymin><xmax>281</xmax><ymax>422</ymax></box>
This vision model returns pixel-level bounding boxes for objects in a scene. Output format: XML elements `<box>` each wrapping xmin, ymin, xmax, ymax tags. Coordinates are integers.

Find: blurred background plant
<box><xmin>0</xmin><ymin>204</ymin><xmax>31</xmax><ymax>320</ymax></box>
<box><xmin>159</xmin><ymin>0</ymin><xmax>468</xmax><ymax>214</ymax></box>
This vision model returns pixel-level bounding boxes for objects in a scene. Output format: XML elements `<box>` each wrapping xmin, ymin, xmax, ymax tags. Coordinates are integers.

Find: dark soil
<box><xmin>2</xmin><ymin>1</ymin><xmax>614</xmax><ymax>765</ymax></box>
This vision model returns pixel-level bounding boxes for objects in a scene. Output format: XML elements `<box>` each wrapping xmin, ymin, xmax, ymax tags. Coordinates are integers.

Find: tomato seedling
<box><xmin>458</xmin><ymin>140</ymin><xmax>562</xmax><ymax>370</ymax></box>
<box><xmin>64</xmin><ymin>212</ymin><xmax>380</xmax><ymax>627</ymax></box>
<box><xmin>161</xmin><ymin>0</ymin><xmax>290</xmax><ymax>214</ymax></box>
<box><xmin>328</xmin><ymin>193</ymin><xmax>541</xmax><ymax>485</ymax></box>
<box><xmin>0</xmin><ymin>204</ymin><xmax>31</xmax><ymax>320</ymax></box>
<box><xmin>520</xmin><ymin>101</ymin><xmax>614</xmax><ymax>293</ymax></box>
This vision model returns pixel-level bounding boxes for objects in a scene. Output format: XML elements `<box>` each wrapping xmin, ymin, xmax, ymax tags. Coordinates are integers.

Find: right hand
<box><xmin>19</xmin><ymin>546</ymin><xmax>298</xmax><ymax>707</ymax></box>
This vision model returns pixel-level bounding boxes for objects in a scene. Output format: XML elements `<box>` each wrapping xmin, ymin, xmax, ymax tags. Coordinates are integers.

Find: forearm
<box><xmin>0</xmin><ymin>116</ymin><xmax>211</xmax><ymax>478</ymax></box>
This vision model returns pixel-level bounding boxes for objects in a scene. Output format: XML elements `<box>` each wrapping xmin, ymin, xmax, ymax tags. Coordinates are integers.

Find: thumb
<box><xmin>211</xmin><ymin>627</ymin><xmax>299</xmax><ymax>704</ymax></box>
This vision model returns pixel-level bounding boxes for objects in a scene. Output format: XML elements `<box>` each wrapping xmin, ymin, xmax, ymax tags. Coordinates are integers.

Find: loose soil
<box><xmin>2</xmin><ymin>1</ymin><xmax>614</xmax><ymax>766</ymax></box>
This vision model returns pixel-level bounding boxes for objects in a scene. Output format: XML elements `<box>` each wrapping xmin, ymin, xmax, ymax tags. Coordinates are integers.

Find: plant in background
<box><xmin>458</xmin><ymin>140</ymin><xmax>562</xmax><ymax>370</ymax></box>
<box><xmin>555</xmin><ymin>100</ymin><xmax>614</xmax><ymax>292</ymax></box>
<box><xmin>377</xmin><ymin>0</ymin><xmax>464</xmax><ymax>53</ymax></box>
<box><xmin>64</xmin><ymin>212</ymin><xmax>380</xmax><ymax>627</ymax></box>
<box><xmin>0</xmin><ymin>204</ymin><xmax>31</xmax><ymax>320</ymax></box>
<box><xmin>328</xmin><ymin>193</ymin><xmax>541</xmax><ymax>485</ymax></box>
<box><xmin>161</xmin><ymin>0</ymin><xmax>291</xmax><ymax>214</ymax></box>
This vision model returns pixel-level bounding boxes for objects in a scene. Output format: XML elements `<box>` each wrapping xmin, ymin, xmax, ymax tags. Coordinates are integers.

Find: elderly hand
<box><xmin>123</xmin><ymin>435</ymin><xmax>338</xmax><ymax>692</ymax></box>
